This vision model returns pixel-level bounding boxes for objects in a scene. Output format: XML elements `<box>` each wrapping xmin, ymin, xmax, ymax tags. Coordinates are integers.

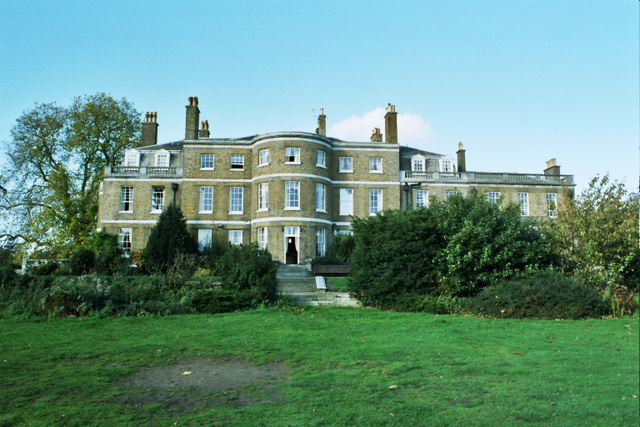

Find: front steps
<box><xmin>276</xmin><ymin>264</ymin><xmax>360</xmax><ymax>307</ymax></box>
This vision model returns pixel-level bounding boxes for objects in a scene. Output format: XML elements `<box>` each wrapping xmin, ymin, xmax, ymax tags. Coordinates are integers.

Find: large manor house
<box><xmin>98</xmin><ymin>97</ymin><xmax>574</xmax><ymax>264</ymax></box>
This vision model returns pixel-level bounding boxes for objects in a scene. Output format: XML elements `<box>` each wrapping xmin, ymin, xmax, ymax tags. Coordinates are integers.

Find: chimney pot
<box><xmin>141</xmin><ymin>111</ymin><xmax>159</xmax><ymax>146</ymax></box>
<box><xmin>456</xmin><ymin>142</ymin><xmax>466</xmax><ymax>172</ymax></box>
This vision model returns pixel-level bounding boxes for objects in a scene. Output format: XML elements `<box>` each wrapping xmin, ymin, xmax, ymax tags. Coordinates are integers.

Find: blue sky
<box><xmin>1</xmin><ymin>0</ymin><xmax>638</xmax><ymax>194</ymax></box>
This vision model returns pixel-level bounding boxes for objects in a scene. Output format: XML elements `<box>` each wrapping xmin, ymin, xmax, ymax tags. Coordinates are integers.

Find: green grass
<box><xmin>0</xmin><ymin>307</ymin><xmax>638</xmax><ymax>426</ymax></box>
<box><xmin>326</xmin><ymin>276</ymin><xmax>350</xmax><ymax>292</ymax></box>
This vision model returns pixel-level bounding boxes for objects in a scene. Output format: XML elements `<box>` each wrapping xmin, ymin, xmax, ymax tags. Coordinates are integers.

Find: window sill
<box><xmin>284</xmin><ymin>162</ymin><xmax>301</xmax><ymax>165</ymax></box>
<box><xmin>229</xmin><ymin>212</ymin><xmax>244</xmax><ymax>215</ymax></box>
<box><xmin>200</xmin><ymin>168</ymin><xmax>215</xmax><ymax>171</ymax></box>
<box><xmin>284</xmin><ymin>207</ymin><xmax>301</xmax><ymax>211</ymax></box>
<box><xmin>118</xmin><ymin>211</ymin><xmax>133</xmax><ymax>214</ymax></box>
<box><xmin>150</xmin><ymin>211</ymin><xmax>162</xmax><ymax>214</ymax></box>
<box><xmin>257</xmin><ymin>164</ymin><xmax>269</xmax><ymax>168</ymax></box>
<box><xmin>316</xmin><ymin>164</ymin><xmax>327</xmax><ymax>169</ymax></box>
<box><xmin>229</xmin><ymin>168</ymin><xmax>245</xmax><ymax>171</ymax></box>
<box><xmin>198</xmin><ymin>211</ymin><xmax>213</xmax><ymax>214</ymax></box>
<box><xmin>339</xmin><ymin>170</ymin><xmax>353</xmax><ymax>174</ymax></box>
<box><xmin>369</xmin><ymin>170</ymin><xmax>383</xmax><ymax>174</ymax></box>
<box><xmin>316</xmin><ymin>209</ymin><xmax>327</xmax><ymax>213</ymax></box>
<box><xmin>257</xmin><ymin>208</ymin><xmax>268</xmax><ymax>212</ymax></box>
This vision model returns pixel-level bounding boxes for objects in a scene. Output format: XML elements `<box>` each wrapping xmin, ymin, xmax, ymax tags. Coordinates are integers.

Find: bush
<box><xmin>30</xmin><ymin>261</ymin><xmax>64</xmax><ymax>276</ymax></box>
<box><xmin>91</xmin><ymin>231</ymin><xmax>123</xmax><ymax>275</ymax></box>
<box><xmin>216</xmin><ymin>243</ymin><xmax>277</xmax><ymax>308</ymax></box>
<box><xmin>68</xmin><ymin>248</ymin><xmax>96</xmax><ymax>275</ymax></box>
<box><xmin>349</xmin><ymin>193</ymin><xmax>556</xmax><ymax>310</ymax></box>
<box><xmin>144</xmin><ymin>204</ymin><xmax>198</xmax><ymax>274</ymax></box>
<box><xmin>311</xmin><ymin>256</ymin><xmax>344</xmax><ymax>265</ymax></box>
<box><xmin>467</xmin><ymin>271</ymin><xmax>606</xmax><ymax>319</ymax></box>
<box><xmin>328</xmin><ymin>233</ymin><xmax>355</xmax><ymax>263</ymax></box>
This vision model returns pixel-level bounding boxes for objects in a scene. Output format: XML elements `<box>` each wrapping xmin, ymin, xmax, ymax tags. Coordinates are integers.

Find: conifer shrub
<box><xmin>467</xmin><ymin>271</ymin><xmax>606</xmax><ymax>319</ymax></box>
<box><xmin>144</xmin><ymin>204</ymin><xmax>198</xmax><ymax>274</ymax></box>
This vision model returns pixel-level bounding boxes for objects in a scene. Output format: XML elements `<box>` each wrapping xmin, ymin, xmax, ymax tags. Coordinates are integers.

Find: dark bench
<box><xmin>314</xmin><ymin>264</ymin><xmax>350</xmax><ymax>276</ymax></box>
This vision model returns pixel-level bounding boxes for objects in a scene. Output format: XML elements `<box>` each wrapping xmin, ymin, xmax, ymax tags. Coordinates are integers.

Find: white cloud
<box><xmin>328</xmin><ymin>108</ymin><xmax>432</xmax><ymax>144</ymax></box>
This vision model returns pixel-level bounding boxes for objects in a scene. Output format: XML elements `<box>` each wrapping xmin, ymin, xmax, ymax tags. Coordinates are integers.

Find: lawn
<box><xmin>0</xmin><ymin>307</ymin><xmax>637</xmax><ymax>426</ymax></box>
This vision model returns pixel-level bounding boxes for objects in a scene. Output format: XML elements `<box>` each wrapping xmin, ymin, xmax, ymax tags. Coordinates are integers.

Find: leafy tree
<box><xmin>0</xmin><ymin>94</ymin><xmax>140</xmax><ymax>255</ymax></box>
<box><xmin>545</xmin><ymin>175</ymin><xmax>639</xmax><ymax>292</ymax></box>
<box><xmin>328</xmin><ymin>232</ymin><xmax>355</xmax><ymax>263</ymax></box>
<box><xmin>144</xmin><ymin>204</ymin><xmax>198</xmax><ymax>274</ymax></box>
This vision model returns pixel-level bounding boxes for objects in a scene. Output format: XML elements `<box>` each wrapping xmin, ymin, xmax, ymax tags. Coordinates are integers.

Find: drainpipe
<box><xmin>171</xmin><ymin>183</ymin><xmax>179</xmax><ymax>205</ymax></box>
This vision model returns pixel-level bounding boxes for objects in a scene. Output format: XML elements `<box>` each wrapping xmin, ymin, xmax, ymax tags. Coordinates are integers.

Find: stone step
<box><xmin>283</xmin><ymin>292</ymin><xmax>360</xmax><ymax>307</ymax></box>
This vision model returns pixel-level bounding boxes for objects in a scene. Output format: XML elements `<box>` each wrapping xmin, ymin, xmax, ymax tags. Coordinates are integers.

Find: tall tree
<box><xmin>0</xmin><ymin>94</ymin><xmax>140</xmax><ymax>254</ymax></box>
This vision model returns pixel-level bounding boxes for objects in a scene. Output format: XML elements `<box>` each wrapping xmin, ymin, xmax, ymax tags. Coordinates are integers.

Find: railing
<box><xmin>401</xmin><ymin>171</ymin><xmax>574</xmax><ymax>185</ymax></box>
<box><xmin>105</xmin><ymin>166</ymin><xmax>182</xmax><ymax>176</ymax></box>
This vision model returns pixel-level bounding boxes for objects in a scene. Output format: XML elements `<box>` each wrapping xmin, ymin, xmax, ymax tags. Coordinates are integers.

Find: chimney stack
<box><xmin>316</xmin><ymin>108</ymin><xmax>326</xmax><ymax>136</ymax></box>
<box><xmin>140</xmin><ymin>112</ymin><xmax>159</xmax><ymax>146</ymax></box>
<box><xmin>185</xmin><ymin>96</ymin><xmax>200</xmax><ymax>140</ymax></box>
<box><xmin>384</xmin><ymin>104</ymin><xmax>397</xmax><ymax>144</ymax></box>
<box><xmin>456</xmin><ymin>141</ymin><xmax>466</xmax><ymax>172</ymax></box>
<box><xmin>199</xmin><ymin>120</ymin><xmax>210</xmax><ymax>138</ymax></box>
<box><xmin>544</xmin><ymin>158</ymin><xmax>561</xmax><ymax>176</ymax></box>
<box><xmin>371</xmin><ymin>127</ymin><xmax>382</xmax><ymax>142</ymax></box>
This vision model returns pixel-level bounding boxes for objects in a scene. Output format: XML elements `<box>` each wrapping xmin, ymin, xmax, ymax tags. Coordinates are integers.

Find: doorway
<box><xmin>283</xmin><ymin>226</ymin><xmax>300</xmax><ymax>264</ymax></box>
<box><xmin>286</xmin><ymin>237</ymin><xmax>298</xmax><ymax>264</ymax></box>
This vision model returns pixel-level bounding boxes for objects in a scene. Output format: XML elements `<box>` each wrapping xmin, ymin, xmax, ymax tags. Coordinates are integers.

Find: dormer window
<box><xmin>124</xmin><ymin>149</ymin><xmax>140</xmax><ymax>167</ymax></box>
<box><xmin>155</xmin><ymin>150</ymin><xmax>170</xmax><ymax>167</ymax></box>
<box><xmin>440</xmin><ymin>158</ymin><xmax>455</xmax><ymax>173</ymax></box>
<box><xmin>411</xmin><ymin>155</ymin><xmax>425</xmax><ymax>172</ymax></box>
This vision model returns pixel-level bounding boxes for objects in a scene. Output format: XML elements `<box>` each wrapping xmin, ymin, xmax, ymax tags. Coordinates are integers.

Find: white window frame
<box><xmin>155</xmin><ymin>149</ymin><xmax>170</xmax><ymax>167</ymax></box>
<box><xmin>199</xmin><ymin>186</ymin><xmax>213</xmax><ymax>213</ymax></box>
<box><xmin>518</xmin><ymin>192</ymin><xmax>529</xmax><ymax>216</ymax></box>
<box><xmin>415</xmin><ymin>190</ymin><xmax>428</xmax><ymax>208</ymax></box>
<box><xmin>546</xmin><ymin>193</ymin><xmax>557</xmax><ymax>217</ymax></box>
<box><xmin>258</xmin><ymin>149</ymin><xmax>270</xmax><ymax>166</ymax></box>
<box><xmin>369</xmin><ymin>157</ymin><xmax>382</xmax><ymax>173</ymax></box>
<box><xmin>230</xmin><ymin>154</ymin><xmax>244</xmax><ymax>170</ymax></box>
<box><xmin>316</xmin><ymin>183</ymin><xmax>326</xmax><ymax>212</ymax></box>
<box><xmin>258</xmin><ymin>182</ymin><xmax>269</xmax><ymax>211</ymax></box>
<box><xmin>118</xmin><ymin>228</ymin><xmax>132</xmax><ymax>257</ymax></box>
<box><xmin>440</xmin><ymin>158</ymin><xmax>454</xmax><ymax>173</ymax></box>
<box><xmin>228</xmin><ymin>230</ymin><xmax>243</xmax><ymax>246</ymax></box>
<box><xmin>229</xmin><ymin>186</ymin><xmax>244</xmax><ymax>214</ymax></box>
<box><xmin>119</xmin><ymin>186</ymin><xmax>134</xmax><ymax>212</ymax></box>
<box><xmin>316</xmin><ymin>150</ymin><xmax>326</xmax><ymax>168</ymax></box>
<box><xmin>339</xmin><ymin>188</ymin><xmax>353</xmax><ymax>216</ymax></box>
<box><xmin>369</xmin><ymin>189</ymin><xmax>382</xmax><ymax>215</ymax></box>
<box><xmin>124</xmin><ymin>149</ymin><xmax>140</xmax><ymax>167</ymax></box>
<box><xmin>198</xmin><ymin>229</ymin><xmax>212</xmax><ymax>252</ymax></box>
<box><xmin>200</xmin><ymin>153</ymin><xmax>215</xmax><ymax>170</ymax></box>
<box><xmin>339</xmin><ymin>157</ymin><xmax>353</xmax><ymax>173</ymax></box>
<box><xmin>488</xmin><ymin>192</ymin><xmax>500</xmax><ymax>204</ymax></box>
<box><xmin>285</xmin><ymin>147</ymin><xmax>300</xmax><ymax>164</ymax></box>
<box><xmin>412</xmin><ymin>156</ymin><xmax>425</xmax><ymax>172</ymax></box>
<box><xmin>316</xmin><ymin>228</ymin><xmax>326</xmax><ymax>257</ymax></box>
<box><xmin>151</xmin><ymin>187</ymin><xmax>165</xmax><ymax>213</ymax></box>
<box><xmin>257</xmin><ymin>227</ymin><xmax>268</xmax><ymax>250</ymax></box>
<box><xmin>284</xmin><ymin>181</ymin><xmax>300</xmax><ymax>210</ymax></box>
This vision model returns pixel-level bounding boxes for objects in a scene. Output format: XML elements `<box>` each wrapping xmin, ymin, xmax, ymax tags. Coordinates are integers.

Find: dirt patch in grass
<box><xmin>117</xmin><ymin>357</ymin><xmax>290</xmax><ymax>415</ymax></box>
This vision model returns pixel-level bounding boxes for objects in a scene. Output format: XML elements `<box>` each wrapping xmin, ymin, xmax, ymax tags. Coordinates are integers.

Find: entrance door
<box><xmin>286</xmin><ymin>237</ymin><xmax>298</xmax><ymax>264</ymax></box>
<box><xmin>283</xmin><ymin>226</ymin><xmax>300</xmax><ymax>264</ymax></box>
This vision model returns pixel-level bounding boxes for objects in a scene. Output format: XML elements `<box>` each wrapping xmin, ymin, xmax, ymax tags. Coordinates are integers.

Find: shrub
<box><xmin>328</xmin><ymin>232</ymin><xmax>355</xmax><ymax>263</ymax></box>
<box><xmin>68</xmin><ymin>248</ymin><xmax>96</xmax><ymax>275</ymax></box>
<box><xmin>349</xmin><ymin>192</ymin><xmax>556</xmax><ymax>310</ymax></box>
<box><xmin>216</xmin><ymin>243</ymin><xmax>277</xmax><ymax>308</ymax></box>
<box><xmin>91</xmin><ymin>231</ymin><xmax>123</xmax><ymax>275</ymax></box>
<box><xmin>30</xmin><ymin>261</ymin><xmax>63</xmax><ymax>276</ymax></box>
<box><xmin>144</xmin><ymin>204</ymin><xmax>198</xmax><ymax>274</ymax></box>
<box><xmin>310</xmin><ymin>255</ymin><xmax>344</xmax><ymax>265</ymax></box>
<box><xmin>467</xmin><ymin>271</ymin><xmax>606</xmax><ymax>319</ymax></box>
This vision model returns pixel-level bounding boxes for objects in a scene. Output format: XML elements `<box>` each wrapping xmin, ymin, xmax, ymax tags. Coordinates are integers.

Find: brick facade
<box><xmin>98</xmin><ymin>98</ymin><xmax>575</xmax><ymax>263</ymax></box>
